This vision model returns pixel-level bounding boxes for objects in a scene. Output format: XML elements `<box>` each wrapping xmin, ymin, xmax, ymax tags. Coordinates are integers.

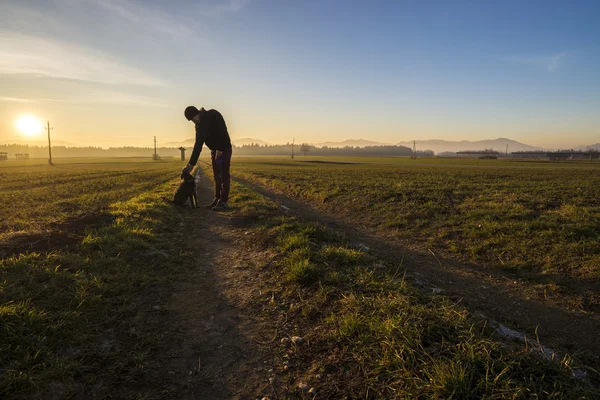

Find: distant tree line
<box><xmin>235</xmin><ymin>143</ymin><xmax>417</xmax><ymax>156</ymax></box>
<box><xmin>0</xmin><ymin>143</ymin><xmax>430</xmax><ymax>158</ymax></box>
<box><xmin>0</xmin><ymin>144</ymin><xmax>181</xmax><ymax>158</ymax></box>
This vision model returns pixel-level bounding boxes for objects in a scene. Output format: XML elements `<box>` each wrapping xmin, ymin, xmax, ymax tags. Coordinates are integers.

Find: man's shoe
<box><xmin>212</xmin><ymin>201</ymin><xmax>229</xmax><ymax>211</ymax></box>
<box><xmin>205</xmin><ymin>199</ymin><xmax>219</xmax><ymax>209</ymax></box>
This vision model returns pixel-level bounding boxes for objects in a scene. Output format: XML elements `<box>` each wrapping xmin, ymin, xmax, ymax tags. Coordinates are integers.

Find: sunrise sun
<box><xmin>16</xmin><ymin>115</ymin><xmax>43</xmax><ymax>137</ymax></box>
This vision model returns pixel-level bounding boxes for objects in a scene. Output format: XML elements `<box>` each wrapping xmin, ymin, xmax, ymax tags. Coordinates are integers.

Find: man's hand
<box><xmin>182</xmin><ymin>163</ymin><xmax>192</xmax><ymax>174</ymax></box>
<box><xmin>215</xmin><ymin>150</ymin><xmax>223</xmax><ymax>157</ymax></box>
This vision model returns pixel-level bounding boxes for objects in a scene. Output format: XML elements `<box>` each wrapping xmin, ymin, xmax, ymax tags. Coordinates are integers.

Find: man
<box><xmin>183</xmin><ymin>105</ymin><xmax>233</xmax><ymax>210</ymax></box>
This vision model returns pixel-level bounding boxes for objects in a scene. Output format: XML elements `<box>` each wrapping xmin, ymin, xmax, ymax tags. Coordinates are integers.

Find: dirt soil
<box><xmin>152</xmin><ymin>179</ymin><xmax>282</xmax><ymax>399</ymax></box>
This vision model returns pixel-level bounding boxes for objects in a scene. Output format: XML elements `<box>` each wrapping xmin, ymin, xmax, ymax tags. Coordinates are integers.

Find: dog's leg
<box><xmin>193</xmin><ymin>192</ymin><xmax>199</xmax><ymax>208</ymax></box>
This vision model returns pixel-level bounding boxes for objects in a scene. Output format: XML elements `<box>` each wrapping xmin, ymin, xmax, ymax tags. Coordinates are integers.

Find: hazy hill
<box><xmin>232</xmin><ymin>138</ymin><xmax>270</xmax><ymax>146</ymax></box>
<box><xmin>312</xmin><ymin>139</ymin><xmax>391</xmax><ymax>148</ymax></box>
<box><xmin>397</xmin><ymin>138</ymin><xmax>543</xmax><ymax>154</ymax></box>
<box><xmin>163</xmin><ymin>138</ymin><xmax>195</xmax><ymax>147</ymax></box>
<box><xmin>576</xmin><ymin>143</ymin><xmax>600</xmax><ymax>151</ymax></box>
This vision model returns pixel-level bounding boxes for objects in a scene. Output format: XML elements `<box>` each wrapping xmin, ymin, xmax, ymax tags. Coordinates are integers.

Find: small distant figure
<box><xmin>183</xmin><ymin>105</ymin><xmax>233</xmax><ymax>211</ymax></box>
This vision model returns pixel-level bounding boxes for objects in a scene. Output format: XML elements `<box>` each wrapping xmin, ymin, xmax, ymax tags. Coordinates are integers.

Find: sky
<box><xmin>0</xmin><ymin>0</ymin><xmax>599</xmax><ymax>149</ymax></box>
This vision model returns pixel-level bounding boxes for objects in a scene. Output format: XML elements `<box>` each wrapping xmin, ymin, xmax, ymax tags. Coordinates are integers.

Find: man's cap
<box><xmin>184</xmin><ymin>106</ymin><xmax>200</xmax><ymax>121</ymax></box>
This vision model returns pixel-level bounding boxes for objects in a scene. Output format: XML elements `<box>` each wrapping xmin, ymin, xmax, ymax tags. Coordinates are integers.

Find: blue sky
<box><xmin>0</xmin><ymin>0</ymin><xmax>599</xmax><ymax>148</ymax></box>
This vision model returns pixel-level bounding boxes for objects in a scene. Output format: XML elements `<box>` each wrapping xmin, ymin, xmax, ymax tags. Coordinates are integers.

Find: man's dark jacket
<box><xmin>188</xmin><ymin>109</ymin><xmax>232</xmax><ymax>166</ymax></box>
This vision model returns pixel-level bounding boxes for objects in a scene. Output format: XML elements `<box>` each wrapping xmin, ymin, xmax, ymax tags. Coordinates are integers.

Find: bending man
<box><xmin>183</xmin><ymin>105</ymin><xmax>233</xmax><ymax>211</ymax></box>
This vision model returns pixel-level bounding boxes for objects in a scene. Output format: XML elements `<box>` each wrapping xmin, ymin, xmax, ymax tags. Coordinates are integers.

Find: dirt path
<box><xmin>155</xmin><ymin>179</ymin><xmax>278</xmax><ymax>399</ymax></box>
<box><xmin>234</xmin><ymin>176</ymin><xmax>600</xmax><ymax>365</ymax></box>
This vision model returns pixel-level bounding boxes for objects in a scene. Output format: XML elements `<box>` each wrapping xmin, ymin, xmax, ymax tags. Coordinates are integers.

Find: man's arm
<box><xmin>187</xmin><ymin>124</ymin><xmax>205</xmax><ymax>167</ymax></box>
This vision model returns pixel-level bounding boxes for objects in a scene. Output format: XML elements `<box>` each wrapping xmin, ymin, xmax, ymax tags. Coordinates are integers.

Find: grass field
<box><xmin>1</xmin><ymin>156</ymin><xmax>599</xmax><ymax>398</ymax></box>
<box><xmin>0</xmin><ymin>158</ymin><xmax>188</xmax><ymax>396</ymax></box>
<box><xmin>255</xmin><ymin>216</ymin><xmax>597</xmax><ymax>398</ymax></box>
<box><xmin>234</xmin><ymin>156</ymin><xmax>600</xmax><ymax>282</ymax></box>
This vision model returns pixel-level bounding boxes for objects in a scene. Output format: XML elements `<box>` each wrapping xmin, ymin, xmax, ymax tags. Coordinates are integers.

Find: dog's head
<box><xmin>180</xmin><ymin>170</ymin><xmax>195</xmax><ymax>182</ymax></box>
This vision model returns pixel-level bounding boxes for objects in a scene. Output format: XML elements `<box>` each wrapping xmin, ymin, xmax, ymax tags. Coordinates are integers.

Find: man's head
<box><xmin>184</xmin><ymin>106</ymin><xmax>202</xmax><ymax>123</ymax></box>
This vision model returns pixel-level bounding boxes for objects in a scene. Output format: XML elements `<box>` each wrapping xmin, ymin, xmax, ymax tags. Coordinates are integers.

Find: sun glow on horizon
<box><xmin>16</xmin><ymin>115</ymin><xmax>43</xmax><ymax>137</ymax></box>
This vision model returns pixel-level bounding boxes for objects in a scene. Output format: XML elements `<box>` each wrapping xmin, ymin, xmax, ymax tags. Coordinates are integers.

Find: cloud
<box><xmin>79</xmin><ymin>92</ymin><xmax>172</xmax><ymax>108</ymax></box>
<box><xmin>87</xmin><ymin>0</ymin><xmax>250</xmax><ymax>34</ymax></box>
<box><xmin>0</xmin><ymin>33</ymin><xmax>163</xmax><ymax>86</ymax></box>
<box><xmin>503</xmin><ymin>52</ymin><xmax>568</xmax><ymax>72</ymax></box>
<box><xmin>88</xmin><ymin>0</ymin><xmax>197</xmax><ymax>38</ymax></box>
<box><xmin>0</xmin><ymin>96</ymin><xmax>34</xmax><ymax>103</ymax></box>
<box><xmin>196</xmin><ymin>0</ymin><xmax>250</xmax><ymax>17</ymax></box>
<box><xmin>0</xmin><ymin>92</ymin><xmax>169</xmax><ymax>108</ymax></box>
<box><xmin>0</xmin><ymin>33</ymin><xmax>162</xmax><ymax>86</ymax></box>
<box><xmin>545</xmin><ymin>53</ymin><xmax>567</xmax><ymax>72</ymax></box>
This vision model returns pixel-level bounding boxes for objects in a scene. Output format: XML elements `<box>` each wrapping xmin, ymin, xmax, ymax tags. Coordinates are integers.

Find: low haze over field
<box><xmin>1</xmin><ymin>0</ymin><xmax>599</xmax><ymax>149</ymax></box>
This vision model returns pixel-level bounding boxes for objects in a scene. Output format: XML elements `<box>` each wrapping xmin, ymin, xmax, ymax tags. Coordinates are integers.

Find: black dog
<box><xmin>173</xmin><ymin>170</ymin><xmax>199</xmax><ymax>208</ymax></box>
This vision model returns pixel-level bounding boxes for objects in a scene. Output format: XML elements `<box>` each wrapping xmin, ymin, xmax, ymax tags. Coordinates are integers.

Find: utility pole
<box><xmin>505</xmin><ymin>143</ymin><xmax>509</xmax><ymax>159</ymax></box>
<box><xmin>291</xmin><ymin>137</ymin><xmax>295</xmax><ymax>159</ymax></box>
<box><xmin>46</xmin><ymin>120</ymin><xmax>54</xmax><ymax>166</ymax></box>
<box><xmin>412</xmin><ymin>140</ymin><xmax>417</xmax><ymax>159</ymax></box>
<box><xmin>153</xmin><ymin>136</ymin><xmax>158</xmax><ymax>160</ymax></box>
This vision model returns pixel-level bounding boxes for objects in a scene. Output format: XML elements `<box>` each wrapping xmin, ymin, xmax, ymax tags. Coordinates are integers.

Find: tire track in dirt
<box><xmin>234</xmin><ymin>176</ymin><xmax>600</xmax><ymax>369</ymax></box>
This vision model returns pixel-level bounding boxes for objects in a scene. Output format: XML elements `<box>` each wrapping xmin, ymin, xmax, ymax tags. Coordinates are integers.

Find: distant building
<box><xmin>510</xmin><ymin>151</ymin><xmax>547</xmax><ymax>159</ymax></box>
<box><xmin>15</xmin><ymin>153</ymin><xmax>30</xmax><ymax>160</ymax></box>
<box><xmin>0</xmin><ymin>152</ymin><xmax>7</xmax><ymax>161</ymax></box>
<box><xmin>512</xmin><ymin>151</ymin><xmax>599</xmax><ymax>161</ymax></box>
<box><xmin>456</xmin><ymin>150</ymin><xmax>499</xmax><ymax>159</ymax></box>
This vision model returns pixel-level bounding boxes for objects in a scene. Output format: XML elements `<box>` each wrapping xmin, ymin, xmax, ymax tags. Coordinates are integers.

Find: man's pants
<box><xmin>211</xmin><ymin>147</ymin><xmax>232</xmax><ymax>203</ymax></box>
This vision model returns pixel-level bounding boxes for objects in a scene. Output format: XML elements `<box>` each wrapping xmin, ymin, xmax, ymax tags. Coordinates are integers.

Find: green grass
<box><xmin>2</xmin><ymin>156</ymin><xmax>599</xmax><ymax>398</ymax></box>
<box><xmin>233</xmin><ymin>157</ymin><xmax>600</xmax><ymax>281</ymax></box>
<box><xmin>251</xmin><ymin>215</ymin><xmax>599</xmax><ymax>398</ymax></box>
<box><xmin>0</xmin><ymin>158</ymin><xmax>179</xmax><ymax>240</ymax></box>
<box><xmin>0</xmin><ymin>158</ymin><xmax>191</xmax><ymax>398</ymax></box>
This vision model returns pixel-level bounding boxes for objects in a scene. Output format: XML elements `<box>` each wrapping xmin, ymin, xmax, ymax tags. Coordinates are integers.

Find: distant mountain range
<box><xmin>312</xmin><ymin>139</ymin><xmax>393</xmax><ymax>148</ymax></box>
<box><xmin>163</xmin><ymin>138</ymin><xmax>196</xmax><ymax>147</ymax></box>
<box><xmin>232</xmin><ymin>138</ymin><xmax>270</xmax><ymax>146</ymax></box>
<box><xmin>576</xmin><ymin>143</ymin><xmax>600</xmax><ymax>151</ymax></box>
<box><xmin>396</xmin><ymin>138</ymin><xmax>544</xmax><ymax>154</ymax></box>
<box><xmin>3</xmin><ymin>136</ymin><xmax>598</xmax><ymax>153</ymax></box>
<box><xmin>307</xmin><ymin>138</ymin><xmax>545</xmax><ymax>153</ymax></box>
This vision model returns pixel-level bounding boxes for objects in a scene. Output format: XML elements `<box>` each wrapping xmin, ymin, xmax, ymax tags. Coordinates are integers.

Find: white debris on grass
<box><xmin>572</xmin><ymin>369</ymin><xmax>587</xmax><ymax>380</ymax></box>
<box><xmin>491</xmin><ymin>321</ymin><xmax>557</xmax><ymax>361</ymax></box>
<box><xmin>280</xmin><ymin>205</ymin><xmax>291</xmax><ymax>212</ymax></box>
<box><xmin>291</xmin><ymin>336</ymin><xmax>304</xmax><ymax>344</ymax></box>
<box><xmin>297</xmin><ymin>382</ymin><xmax>309</xmax><ymax>391</ymax></box>
<box><xmin>353</xmin><ymin>243</ymin><xmax>370</xmax><ymax>252</ymax></box>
